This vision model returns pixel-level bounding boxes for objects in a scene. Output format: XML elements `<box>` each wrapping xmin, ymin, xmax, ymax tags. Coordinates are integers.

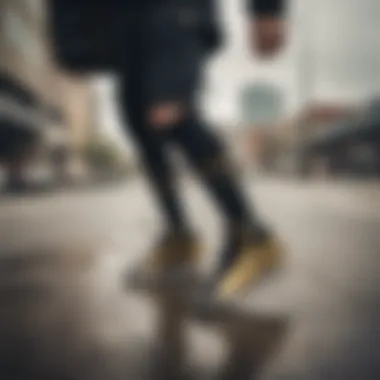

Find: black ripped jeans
<box><xmin>118</xmin><ymin>7</ymin><xmax>262</xmax><ymax>235</ymax></box>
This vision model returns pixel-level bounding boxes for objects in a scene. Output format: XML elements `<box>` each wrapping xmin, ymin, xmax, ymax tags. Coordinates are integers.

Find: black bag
<box><xmin>49</xmin><ymin>1</ymin><xmax>125</xmax><ymax>74</ymax></box>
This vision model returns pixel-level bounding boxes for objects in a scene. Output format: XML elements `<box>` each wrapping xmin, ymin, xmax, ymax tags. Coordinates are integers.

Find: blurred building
<box><xmin>293</xmin><ymin>99</ymin><xmax>380</xmax><ymax>178</ymax></box>
<box><xmin>301</xmin><ymin>103</ymin><xmax>361</xmax><ymax>135</ymax></box>
<box><xmin>0</xmin><ymin>0</ymin><xmax>94</xmax><ymax>180</ymax></box>
<box><xmin>241</xmin><ymin>101</ymin><xmax>363</xmax><ymax>173</ymax></box>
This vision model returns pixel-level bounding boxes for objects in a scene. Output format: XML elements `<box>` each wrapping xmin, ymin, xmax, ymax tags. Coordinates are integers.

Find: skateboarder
<box><xmin>117</xmin><ymin>0</ymin><xmax>288</xmax><ymax>300</ymax></box>
<box><xmin>50</xmin><ymin>0</ymin><xmax>288</xmax><ymax>301</ymax></box>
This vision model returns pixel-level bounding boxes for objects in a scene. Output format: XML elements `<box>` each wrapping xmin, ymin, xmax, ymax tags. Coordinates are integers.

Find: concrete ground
<box><xmin>0</xmin><ymin>177</ymin><xmax>379</xmax><ymax>379</ymax></box>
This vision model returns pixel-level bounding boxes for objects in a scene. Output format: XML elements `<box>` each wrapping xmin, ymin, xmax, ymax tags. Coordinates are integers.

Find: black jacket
<box><xmin>248</xmin><ymin>0</ymin><xmax>285</xmax><ymax>16</ymax></box>
<box><xmin>50</xmin><ymin>0</ymin><xmax>286</xmax><ymax>73</ymax></box>
<box><xmin>52</xmin><ymin>0</ymin><xmax>284</xmax><ymax>15</ymax></box>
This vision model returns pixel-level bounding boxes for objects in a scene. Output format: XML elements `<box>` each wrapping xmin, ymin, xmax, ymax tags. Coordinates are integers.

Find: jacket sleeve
<box><xmin>247</xmin><ymin>0</ymin><xmax>286</xmax><ymax>17</ymax></box>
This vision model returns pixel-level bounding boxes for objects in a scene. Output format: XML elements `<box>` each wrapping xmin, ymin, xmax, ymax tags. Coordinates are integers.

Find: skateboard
<box><xmin>126</xmin><ymin>263</ymin><xmax>290</xmax><ymax>380</ymax></box>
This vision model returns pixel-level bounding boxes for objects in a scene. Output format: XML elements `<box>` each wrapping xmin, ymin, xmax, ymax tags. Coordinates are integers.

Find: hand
<box><xmin>250</xmin><ymin>17</ymin><xmax>286</xmax><ymax>58</ymax></box>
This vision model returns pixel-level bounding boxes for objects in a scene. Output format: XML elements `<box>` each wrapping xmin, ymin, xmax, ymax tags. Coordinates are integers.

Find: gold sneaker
<box><xmin>215</xmin><ymin>236</ymin><xmax>284</xmax><ymax>300</ymax></box>
<box><xmin>143</xmin><ymin>231</ymin><xmax>201</xmax><ymax>275</ymax></box>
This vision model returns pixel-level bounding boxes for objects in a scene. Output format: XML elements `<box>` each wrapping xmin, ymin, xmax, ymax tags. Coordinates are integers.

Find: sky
<box><xmin>93</xmin><ymin>0</ymin><xmax>380</xmax><ymax>146</ymax></box>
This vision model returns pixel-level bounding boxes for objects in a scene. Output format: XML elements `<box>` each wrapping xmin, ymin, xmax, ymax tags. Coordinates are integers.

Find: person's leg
<box><xmin>118</xmin><ymin>69</ymin><xmax>199</xmax><ymax>272</ymax></box>
<box><xmin>142</xmin><ymin>8</ymin><xmax>261</xmax><ymax>230</ymax></box>
<box><xmin>119</xmin><ymin>65</ymin><xmax>191</xmax><ymax>232</ymax></box>
<box><xmin>171</xmin><ymin>115</ymin><xmax>263</xmax><ymax>234</ymax></box>
<box><xmin>143</xmin><ymin>6</ymin><xmax>282</xmax><ymax>297</ymax></box>
<box><xmin>171</xmin><ymin>114</ymin><xmax>284</xmax><ymax>298</ymax></box>
<box><xmin>150</xmin><ymin>111</ymin><xmax>282</xmax><ymax>298</ymax></box>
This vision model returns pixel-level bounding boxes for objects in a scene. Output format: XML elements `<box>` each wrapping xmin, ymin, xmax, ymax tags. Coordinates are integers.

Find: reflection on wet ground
<box><xmin>1</xmin><ymin>180</ymin><xmax>380</xmax><ymax>379</ymax></box>
<box><xmin>0</xmin><ymin>248</ymin><xmax>142</xmax><ymax>380</ymax></box>
<box><xmin>0</xmin><ymin>247</ymin><xmax>288</xmax><ymax>380</ymax></box>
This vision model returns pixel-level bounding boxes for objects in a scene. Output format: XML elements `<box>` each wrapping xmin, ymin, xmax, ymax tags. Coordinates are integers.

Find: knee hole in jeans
<box><xmin>147</xmin><ymin>102</ymin><xmax>188</xmax><ymax>129</ymax></box>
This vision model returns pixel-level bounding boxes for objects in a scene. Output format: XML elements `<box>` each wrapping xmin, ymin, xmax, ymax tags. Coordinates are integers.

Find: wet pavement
<box><xmin>0</xmin><ymin>178</ymin><xmax>379</xmax><ymax>379</ymax></box>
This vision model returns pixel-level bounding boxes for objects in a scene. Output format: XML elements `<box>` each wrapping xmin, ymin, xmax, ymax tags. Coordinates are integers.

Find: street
<box><xmin>0</xmin><ymin>177</ymin><xmax>379</xmax><ymax>379</ymax></box>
